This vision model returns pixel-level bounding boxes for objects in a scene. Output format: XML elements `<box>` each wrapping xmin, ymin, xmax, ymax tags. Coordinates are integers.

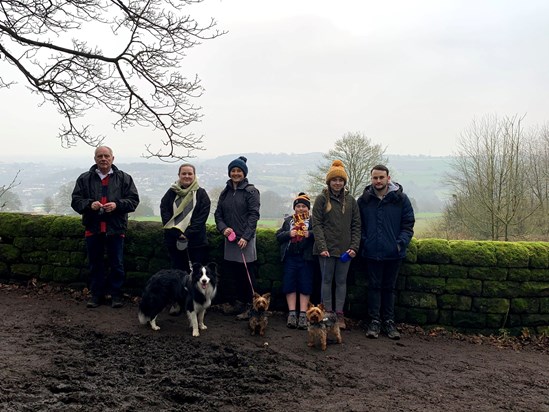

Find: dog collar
<box><xmin>249</xmin><ymin>308</ymin><xmax>265</xmax><ymax>318</ymax></box>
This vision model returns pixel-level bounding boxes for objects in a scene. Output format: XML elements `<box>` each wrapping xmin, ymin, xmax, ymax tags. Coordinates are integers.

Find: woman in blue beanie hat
<box><xmin>227</xmin><ymin>156</ymin><xmax>248</xmax><ymax>177</ymax></box>
<box><xmin>214</xmin><ymin>156</ymin><xmax>261</xmax><ymax>319</ymax></box>
<box><xmin>312</xmin><ymin>160</ymin><xmax>361</xmax><ymax>330</ymax></box>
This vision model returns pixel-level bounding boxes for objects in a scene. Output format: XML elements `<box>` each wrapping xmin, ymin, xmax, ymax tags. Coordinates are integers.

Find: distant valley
<box><xmin>0</xmin><ymin>153</ymin><xmax>453</xmax><ymax>215</ymax></box>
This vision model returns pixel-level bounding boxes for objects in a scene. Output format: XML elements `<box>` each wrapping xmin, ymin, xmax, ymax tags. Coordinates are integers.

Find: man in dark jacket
<box><xmin>357</xmin><ymin>164</ymin><xmax>414</xmax><ymax>339</ymax></box>
<box><xmin>71</xmin><ymin>146</ymin><xmax>139</xmax><ymax>309</ymax></box>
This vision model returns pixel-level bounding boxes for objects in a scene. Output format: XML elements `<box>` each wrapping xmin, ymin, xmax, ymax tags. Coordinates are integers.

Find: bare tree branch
<box><xmin>0</xmin><ymin>169</ymin><xmax>21</xmax><ymax>209</ymax></box>
<box><xmin>0</xmin><ymin>0</ymin><xmax>225</xmax><ymax>160</ymax></box>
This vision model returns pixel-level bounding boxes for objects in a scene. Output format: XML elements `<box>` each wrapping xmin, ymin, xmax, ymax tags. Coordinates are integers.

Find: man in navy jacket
<box><xmin>357</xmin><ymin>164</ymin><xmax>415</xmax><ymax>340</ymax></box>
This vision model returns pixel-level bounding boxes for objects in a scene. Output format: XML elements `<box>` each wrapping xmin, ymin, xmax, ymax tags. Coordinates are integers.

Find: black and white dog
<box><xmin>184</xmin><ymin>262</ymin><xmax>218</xmax><ymax>337</ymax></box>
<box><xmin>138</xmin><ymin>268</ymin><xmax>188</xmax><ymax>331</ymax></box>
<box><xmin>138</xmin><ymin>263</ymin><xmax>218</xmax><ymax>336</ymax></box>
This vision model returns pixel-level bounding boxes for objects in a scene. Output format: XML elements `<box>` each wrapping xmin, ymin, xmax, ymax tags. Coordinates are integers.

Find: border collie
<box><xmin>184</xmin><ymin>262</ymin><xmax>218</xmax><ymax>337</ymax></box>
<box><xmin>138</xmin><ymin>263</ymin><xmax>218</xmax><ymax>336</ymax></box>
<box><xmin>138</xmin><ymin>269</ymin><xmax>188</xmax><ymax>331</ymax></box>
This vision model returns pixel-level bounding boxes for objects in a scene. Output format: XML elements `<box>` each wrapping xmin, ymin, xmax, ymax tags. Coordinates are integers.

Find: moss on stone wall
<box><xmin>1</xmin><ymin>212</ymin><xmax>549</xmax><ymax>334</ymax></box>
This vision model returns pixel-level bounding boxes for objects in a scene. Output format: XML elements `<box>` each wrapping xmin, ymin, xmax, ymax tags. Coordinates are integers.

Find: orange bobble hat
<box><xmin>325</xmin><ymin>159</ymin><xmax>348</xmax><ymax>184</ymax></box>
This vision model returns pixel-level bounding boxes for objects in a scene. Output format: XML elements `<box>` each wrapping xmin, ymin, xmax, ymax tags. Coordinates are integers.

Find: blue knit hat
<box><xmin>228</xmin><ymin>156</ymin><xmax>248</xmax><ymax>177</ymax></box>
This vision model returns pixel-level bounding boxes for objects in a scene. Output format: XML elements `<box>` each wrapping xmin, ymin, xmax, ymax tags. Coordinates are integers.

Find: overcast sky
<box><xmin>2</xmin><ymin>0</ymin><xmax>549</xmax><ymax>164</ymax></box>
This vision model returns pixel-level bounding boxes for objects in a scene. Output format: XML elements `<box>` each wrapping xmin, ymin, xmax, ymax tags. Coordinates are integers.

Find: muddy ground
<box><xmin>1</xmin><ymin>283</ymin><xmax>548</xmax><ymax>412</ymax></box>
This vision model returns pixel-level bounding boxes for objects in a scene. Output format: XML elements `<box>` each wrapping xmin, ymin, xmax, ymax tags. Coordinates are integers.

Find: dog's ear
<box><xmin>253</xmin><ymin>292</ymin><xmax>260</xmax><ymax>299</ymax></box>
<box><xmin>307</xmin><ymin>301</ymin><xmax>314</xmax><ymax>309</ymax></box>
<box><xmin>207</xmin><ymin>262</ymin><xmax>218</xmax><ymax>273</ymax></box>
<box><xmin>262</xmin><ymin>292</ymin><xmax>271</xmax><ymax>299</ymax></box>
<box><xmin>318</xmin><ymin>303</ymin><xmax>325</xmax><ymax>311</ymax></box>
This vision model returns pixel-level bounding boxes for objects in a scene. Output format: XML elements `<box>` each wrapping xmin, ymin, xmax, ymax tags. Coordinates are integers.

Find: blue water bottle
<box><xmin>340</xmin><ymin>252</ymin><xmax>351</xmax><ymax>262</ymax></box>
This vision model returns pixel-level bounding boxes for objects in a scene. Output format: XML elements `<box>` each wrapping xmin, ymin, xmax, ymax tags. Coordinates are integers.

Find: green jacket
<box><xmin>312</xmin><ymin>188</ymin><xmax>361</xmax><ymax>257</ymax></box>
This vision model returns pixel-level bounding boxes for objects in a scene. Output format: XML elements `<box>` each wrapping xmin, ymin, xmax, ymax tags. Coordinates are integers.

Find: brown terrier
<box><xmin>249</xmin><ymin>292</ymin><xmax>271</xmax><ymax>336</ymax></box>
<box><xmin>306</xmin><ymin>302</ymin><xmax>342</xmax><ymax>351</ymax></box>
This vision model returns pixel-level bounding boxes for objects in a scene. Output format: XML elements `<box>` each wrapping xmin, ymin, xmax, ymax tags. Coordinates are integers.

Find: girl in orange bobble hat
<box><xmin>312</xmin><ymin>160</ymin><xmax>361</xmax><ymax>329</ymax></box>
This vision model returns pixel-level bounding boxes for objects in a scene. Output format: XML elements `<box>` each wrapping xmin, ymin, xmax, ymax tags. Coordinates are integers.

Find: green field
<box><xmin>133</xmin><ymin>215</ymin><xmax>284</xmax><ymax>228</ymax></box>
<box><xmin>413</xmin><ymin>212</ymin><xmax>442</xmax><ymax>237</ymax></box>
<box><xmin>134</xmin><ymin>213</ymin><xmax>441</xmax><ymax>236</ymax></box>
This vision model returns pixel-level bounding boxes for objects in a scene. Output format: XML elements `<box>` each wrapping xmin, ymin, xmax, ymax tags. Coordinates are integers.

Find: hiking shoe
<box><xmin>86</xmin><ymin>296</ymin><xmax>101</xmax><ymax>309</ymax></box>
<box><xmin>235</xmin><ymin>304</ymin><xmax>251</xmax><ymax>320</ymax></box>
<box><xmin>297</xmin><ymin>313</ymin><xmax>308</xmax><ymax>330</ymax></box>
<box><xmin>383</xmin><ymin>320</ymin><xmax>400</xmax><ymax>340</ymax></box>
<box><xmin>287</xmin><ymin>312</ymin><xmax>297</xmax><ymax>329</ymax></box>
<box><xmin>336</xmin><ymin>312</ymin><xmax>346</xmax><ymax>329</ymax></box>
<box><xmin>111</xmin><ymin>296</ymin><xmax>124</xmax><ymax>309</ymax></box>
<box><xmin>366</xmin><ymin>320</ymin><xmax>381</xmax><ymax>339</ymax></box>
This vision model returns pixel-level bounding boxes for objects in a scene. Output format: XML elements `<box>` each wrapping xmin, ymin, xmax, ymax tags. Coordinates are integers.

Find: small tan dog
<box><xmin>249</xmin><ymin>292</ymin><xmax>271</xmax><ymax>336</ymax></box>
<box><xmin>306</xmin><ymin>302</ymin><xmax>342</xmax><ymax>351</ymax></box>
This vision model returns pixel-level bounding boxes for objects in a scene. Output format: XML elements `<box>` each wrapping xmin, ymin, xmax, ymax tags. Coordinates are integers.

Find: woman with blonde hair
<box><xmin>160</xmin><ymin>163</ymin><xmax>211</xmax><ymax>272</ymax></box>
<box><xmin>312</xmin><ymin>160</ymin><xmax>361</xmax><ymax>329</ymax></box>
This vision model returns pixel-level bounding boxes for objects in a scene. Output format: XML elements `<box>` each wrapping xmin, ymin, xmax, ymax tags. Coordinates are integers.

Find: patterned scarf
<box><xmin>163</xmin><ymin>178</ymin><xmax>200</xmax><ymax>233</ymax></box>
<box><xmin>290</xmin><ymin>211</ymin><xmax>310</xmax><ymax>243</ymax></box>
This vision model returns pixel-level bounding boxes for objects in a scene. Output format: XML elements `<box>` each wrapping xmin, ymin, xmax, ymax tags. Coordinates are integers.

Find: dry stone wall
<box><xmin>1</xmin><ymin>213</ymin><xmax>548</xmax><ymax>334</ymax></box>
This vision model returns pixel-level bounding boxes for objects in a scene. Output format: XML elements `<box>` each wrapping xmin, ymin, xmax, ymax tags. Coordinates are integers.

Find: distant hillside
<box><xmin>0</xmin><ymin>153</ymin><xmax>453</xmax><ymax>214</ymax></box>
<box><xmin>388</xmin><ymin>154</ymin><xmax>453</xmax><ymax>212</ymax></box>
<box><xmin>197</xmin><ymin>153</ymin><xmax>452</xmax><ymax>212</ymax></box>
<box><xmin>198</xmin><ymin>153</ymin><xmax>322</xmax><ymax>196</ymax></box>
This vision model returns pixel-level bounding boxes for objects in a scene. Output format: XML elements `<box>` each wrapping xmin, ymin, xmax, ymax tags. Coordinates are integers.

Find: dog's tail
<box><xmin>138</xmin><ymin>310</ymin><xmax>150</xmax><ymax>325</ymax></box>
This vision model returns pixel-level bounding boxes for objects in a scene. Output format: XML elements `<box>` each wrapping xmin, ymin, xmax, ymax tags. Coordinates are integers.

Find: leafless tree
<box><xmin>208</xmin><ymin>185</ymin><xmax>223</xmax><ymax>217</ymax></box>
<box><xmin>43</xmin><ymin>196</ymin><xmax>55</xmax><ymax>214</ymax></box>
<box><xmin>0</xmin><ymin>170</ymin><xmax>21</xmax><ymax>209</ymax></box>
<box><xmin>260</xmin><ymin>190</ymin><xmax>289</xmax><ymax>219</ymax></box>
<box><xmin>134</xmin><ymin>195</ymin><xmax>155</xmax><ymax>217</ymax></box>
<box><xmin>0</xmin><ymin>189</ymin><xmax>22</xmax><ymax>211</ymax></box>
<box><xmin>307</xmin><ymin>131</ymin><xmax>387</xmax><ymax>198</ymax></box>
<box><xmin>53</xmin><ymin>182</ymin><xmax>78</xmax><ymax>215</ymax></box>
<box><xmin>0</xmin><ymin>0</ymin><xmax>224</xmax><ymax>160</ymax></box>
<box><xmin>524</xmin><ymin>124</ymin><xmax>549</xmax><ymax>237</ymax></box>
<box><xmin>446</xmin><ymin>114</ymin><xmax>538</xmax><ymax>240</ymax></box>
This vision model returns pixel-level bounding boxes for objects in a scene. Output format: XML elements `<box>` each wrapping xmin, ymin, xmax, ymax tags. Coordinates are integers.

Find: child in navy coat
<box><xmin>276</xmin><ymin>193</ymin><xmax>315</xmax><ymax>329</ymax></box>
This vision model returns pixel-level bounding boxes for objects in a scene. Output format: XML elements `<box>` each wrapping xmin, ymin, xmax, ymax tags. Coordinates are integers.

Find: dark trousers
<box><xmin>166</xmin><ymin>243</ymin><xmax>209</xmax><ymax>273</ymax></box>
<box><xmin>164</xmin><ymin>231</ymin><xmax>208</xmax><ymax>272</ymax></box>
<box><xmin>222</xmin><ymin>260</ymin><xmax>257</xmax><ymax>304</ymax></box>
<box><xmin>366</xmin><ymin>258</ymin><xmax>402</xmax><ymax>322</ymax></box>
<box><xmin>86</xmin><ymin>233</ymin><xmax>125</xmax><ymax>298</ymax></box>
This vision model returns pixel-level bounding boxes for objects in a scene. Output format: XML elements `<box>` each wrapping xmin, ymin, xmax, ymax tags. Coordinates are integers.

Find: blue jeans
<box><xmin>86</xmin><ymin>234</ymin><xmax>125</xmax><ymax>298</ymax></box>
<box><xmin>366</xmin><ymin>258</ymin><xmax>402</xmax><ymax>322</ymax></box>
